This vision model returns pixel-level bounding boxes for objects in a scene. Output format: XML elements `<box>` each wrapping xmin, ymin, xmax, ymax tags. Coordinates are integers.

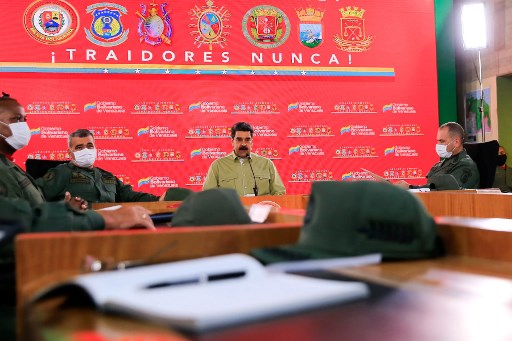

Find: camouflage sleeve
<box><xmin>0</xmin><ymin>196</ymin><xmax>104</xmax><ymax>232</ymax></box>
<box><xmin>115</xmin><ymin>177</ymin><xmax>159</xmax><ymax>202</ymax></box>
<box><xmin>35</xmin><ymin>168</ymin><xmax>67</xmax><ymax>201</ymax></box>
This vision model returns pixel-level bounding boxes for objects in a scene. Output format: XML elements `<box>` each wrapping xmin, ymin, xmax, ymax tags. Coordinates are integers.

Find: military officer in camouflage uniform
<box><xmin>396</xmin><ymin>122</ymin><xmax>479</xmax><ymax>189</ymax></box>
<box><xmin>0</xmin><ymin>93</ymin><xmax>47</xmax><ymax>206</ymax></box>
<box><xmin>37</xmin><ymin>129</ymin><xmax>169</xmax><ymax>203</ymax></box>
<box><xmin>0</xmin><ymin>93</ymin><xmax>85</xmax><ymax>209</ymax></box>
<box><xmin>0</xmin><ymin>93</ymin><xmax>155</xmax><ymax>231</ymax></box>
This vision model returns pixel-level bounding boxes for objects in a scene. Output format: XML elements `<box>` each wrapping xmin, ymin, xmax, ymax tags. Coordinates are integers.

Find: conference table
<box><xmin>21</xmin><ymin>215</ymin><xmax>512</xmax><ymax>340</ymax></box>
<box><xmin>18</xmin><ymin>191</ymin><xmax>512</xmax><ymax>339</ymax></box>
<box><xmin>93</xmin><ymin>190</ymin><xmax>512</xmax><ymax>218</ymax></box>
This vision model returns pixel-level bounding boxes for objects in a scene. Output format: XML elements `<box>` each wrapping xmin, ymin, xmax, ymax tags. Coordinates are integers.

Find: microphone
<box><xmin>247</xmin><ymin>154</ymin><xmax>258</xmax><ymax>196</ymax></box>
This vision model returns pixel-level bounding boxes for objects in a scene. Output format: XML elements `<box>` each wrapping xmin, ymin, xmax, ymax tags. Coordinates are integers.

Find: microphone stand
<box><xmin>247</xmin><ymin>155</ymin><xmax>258</xmax><ymax>196</ymax></box>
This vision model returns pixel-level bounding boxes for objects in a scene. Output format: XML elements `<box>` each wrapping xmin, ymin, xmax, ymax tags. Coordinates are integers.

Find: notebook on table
<box><xmin>32</xmin><ymin>254</ymin><xmax>370</xmax><ymax>332</ymax></box>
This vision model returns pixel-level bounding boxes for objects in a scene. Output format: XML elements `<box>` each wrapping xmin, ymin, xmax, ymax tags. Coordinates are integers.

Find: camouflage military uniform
<box><xmin>0</xmin><ymin>154</ymin><xmax>45</xmax><ymax>206</ymax></box>
<box><xmin>36</xmin><ymin>163</ymin><xmax>159</xmax><ymax>203</ymax></box>
<box><xmin>0</xmin><ymin>195</ymin><xmax>104</xmax><ymax>232</ymax></box>
<box><xmin>426</xmin><ymin>150</ymin><xmax>480</xmax><ymax>189</ymax></box>
<box><xmin>492</xmin><ymin>166</ymin><xmax>512</xmax><ymax>192</ymax></box>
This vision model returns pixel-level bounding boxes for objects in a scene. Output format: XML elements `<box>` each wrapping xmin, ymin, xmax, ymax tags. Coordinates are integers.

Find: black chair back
<box><xmin>25</xmin><ymin>159</ymin><xmax>69</xmax><ymax>179</ymax></box>
<box><xmin>463</xmin><ymin>140</ymin><xmax>499</xmax><ymax>188</ymax></box>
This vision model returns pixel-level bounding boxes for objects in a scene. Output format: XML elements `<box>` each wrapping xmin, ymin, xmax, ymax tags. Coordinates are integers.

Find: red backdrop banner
<box><xmin>0</xmin><ymin>0</ymin><xmax>439</xmax><ymax>194</ymax></box>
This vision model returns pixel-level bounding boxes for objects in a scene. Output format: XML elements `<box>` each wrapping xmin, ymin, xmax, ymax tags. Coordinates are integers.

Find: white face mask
<box><xmin>73</xmin><ymin>148</ymin><xmax>97</xmax><ymax>168</ymax></box>
<box><xmin>436</xmin><ymin>140</ymin><xmax>453</xmax><ymax>159</ymax></box>
<box><xmin>0</xmin><ymin>121</ymin><xmax>31</xmax><ymax>150</ymax></box>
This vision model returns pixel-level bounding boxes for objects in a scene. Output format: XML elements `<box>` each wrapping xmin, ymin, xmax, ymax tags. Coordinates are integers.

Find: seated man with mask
<box><xmin>396</xmin><ymin>122</ymin><xmax>479</xmax><ymax>190</ymax></box>
<box><xmin>0</xmin><ymin>92</ymin><xmax>86</xmax><ymax>209</ymax></box>
<box><xmin>37</xmin><ymin>129</ymin><xmax>169</xmax><ymax>203</ymax></box>
<box><xmin>493</xmin><ymin>145</ymin><xmax>512</xmax><ymax>192</ymax></box>
<box><xmin>0</xmin><ymin>92</ymin><xmax>154</xmax><ymax>231</ymax></box>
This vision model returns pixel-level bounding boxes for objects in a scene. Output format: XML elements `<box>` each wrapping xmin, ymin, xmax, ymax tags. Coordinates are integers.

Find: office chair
<box><xmin>25</xmin><ymin>159</ymin><xmax>69</xmax><ymax>180</ymax></box>
<box><xmin>463</xmin><ymin>140</ymin><xmax>499</xmax><ymax>188</ymax></box>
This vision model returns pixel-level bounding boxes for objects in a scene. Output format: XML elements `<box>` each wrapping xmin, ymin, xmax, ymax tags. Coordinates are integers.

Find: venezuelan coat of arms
<box><xmin>333</xmin><ymin>6</ymin><xmax>373</xmax><ymax>52</ymax></box>
<box><xmin>136</xmin><ymin>2</ymin><xmax>172</xmax><ymax>46</ymax></box>
<box><xmin>189</xmin><ymin>0</ymin><xmax>231</xmax><ymax>50</ymax></box>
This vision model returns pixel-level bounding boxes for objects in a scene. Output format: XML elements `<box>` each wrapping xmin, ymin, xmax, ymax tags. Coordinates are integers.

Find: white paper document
<box><xmin>34</xmin><ymin>254</ymin><xmax>369</xmax><ymax>332</ymax></box>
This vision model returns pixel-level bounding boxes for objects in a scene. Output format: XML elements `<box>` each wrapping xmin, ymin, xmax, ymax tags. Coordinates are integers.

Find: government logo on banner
<box><xmin>334</xmin><ymin>6</ymin><xmax>373</xmax><ymax>52</ymax></box>
<box><xmin>190</xmin><ymin>147</ymin><xmax>226</xmax><ymax>159</ymax></box>
<box><xmin>137</xmin><ymin>176</ymin><xmax>178</xmax><ymax>189</ymax></box>
<box><xmin>253</xmin><ymin>125</ymin><xmax>278</xmax><ymax>137</ymax></box>
<box><xmin>334</xmin><ymin>146</ymin><xmax>377</xmax><ymax>159</ymax></box>
<box><xmin>24</xmin><ymin>0</ymin><xmax>79</xmax><ymax>44</ymax></box>
<box><xmin>84</xmin><ymin>101</ymin><xmax>125</xmax><ymax>114</ymax></box>
<box><xmin>115</xmin><ymin>174</ymin><xmax>131</xmax><ymax>184</ymax></box>
<box><xmin>290</xmin><ymin>169</ymin><xmax>333</xmax><ymax>183</ymax></box>
<box><xmin>332</xmin><ymin>101</ymin><xmax>376</xmax><ymax>114</ymax></box>
<box><xmin>384</xmin><ymin>146</ymin><xmax>419</xmax><ymax>157</ymax></box>
<box><xmin>85</xmin><ymin>3</ymin><xmax>129</xmax><ymax>46</ymax></box>
<box><xmin>97</xmin><ymin>149</ymin><xmax>127</xmax><ymax>161</ymax></box>
<box><xmin>189</xmin><ymin>0</ymin><xmax>231</xmax><ymax>50</ymax></box>
<box><xmin>26</xmin><ymin>101</ymin><xmax>78</xmax><ymax>114</ymax></box>
<box><xmin>28</xmin><ymin>150</ymin><xmax>70</xmax><ymax>160</ymax></box>
<box><xmin>136</xmin><ymin>2</ymin><xmax>172</xmax><ymax>46</ymax></box>
<box><xmin>296</xmin><ymin>7</ymin><xmax>324</xmax><ymax>48</ymax></box>
<box><xmin>288</xmin><ymin>125</ymin><xmax>333</xmax><ymax>137</ymax></box>
<box><xmin>384</xmin><ymin>168</ymin><xmax>424</xmax><ymax>180</ymax></box>
<box><xmin>253</xmin><ymin>147</ymin><xmax>280</xmax><ymax>159</ymax></box>
<box><xmin>341</xmin><ymin>171</ymin><xmax>373</xmax><ymax>181</ymax></box>
<box><xmin>137</xmin><ymin>126</ymin><xmax>177</xmax><ymax>138</ymax></box>
<box><xmin>380</xmin><ymin>124</ymin><xmax>423</xmax><ymax>136</ymax></box>
<box><xmin>288</xmin><ymin>102</ymin><xmax>324</xmax><ymax>113</ymax></box>
<box><xmin>186</xmin><ymin>126</ymin><xmax>230</xmax><ymax>139</ymax></box>
<box><xmin>382</xmin><ymin>103</ymin><xmax>417</xmax><ymax>114</ymax></box>
<box><xmin>89</xmin><ymin>127</ymin><xmax>132</xmax><ymax>140</ymax></box>
<box><xmin>232</xmin><ymin>101</ymin><xmax>279</xmax><ymax>114</ymax></box>
<box><xmin>289</xmin><ymin>145</ymin><xmax>325</xmax><ymax>156</ymax></box>
<box><xmin>133</xmin><ymin>148</ymin><xmax>183</xmax><ymax>162</ymax></box>
<box><xmin>132</xmin><ymin>101</ymin><xmax>183</xmax><ymax>114</ymax></box>
<box><xmin>242</xmin><ymin>5</ymin><xmax>290</xmax><ymax>49</ymax></box>
<box><xmin>340</xmin><ymin>125</ymin><xmax>375</xmax><ymax>136</ymax></box>
<box><xmin>187</xmin><ymin>173</ymin><xmax>207</xmax><ymax>187</ymax></box>
<box><xmin>30</xmin><ymin>127</ymin><xmax>69</xmax><ymax>139</ymax></box>
<box><xmin>189</xmin><ymin>101</ymin><xmax>228</xmax><ymax>113</ymax></box>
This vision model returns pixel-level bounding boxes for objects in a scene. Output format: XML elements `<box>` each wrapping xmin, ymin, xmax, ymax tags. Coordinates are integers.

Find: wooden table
<box><xmin>416</xmin><ymin>191</ymin><xmax>512</xmax><ymax>218</ymax></box>
<box><xmin>20</xmin><ymin>216</ymin><xmax>512</xmax><ymax>340</ymax></box>
<box><xmin>91</xmin><ymin>195</ymin><xmax>310</xmax><ymax>212</ymax></box>
<box><xmin>92</xmin><ymin>191</ymin><xmax>512</xmax><ymax>219</ymax></box>
<box><xmin>16</xmin><ymin>210</ymin><xmax>304</xmax><ymax>305</ymax></box>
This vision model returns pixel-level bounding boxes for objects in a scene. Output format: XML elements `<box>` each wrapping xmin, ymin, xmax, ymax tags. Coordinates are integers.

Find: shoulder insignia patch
<box><xmin>43</xmin><ymin>171</ymin><xmax>55</xmax><ymax>181</ymax></box>
<box><xmin>460</xmin><ymin>169</ymin><xmax>471</xmax><ymax>184</ymax></box>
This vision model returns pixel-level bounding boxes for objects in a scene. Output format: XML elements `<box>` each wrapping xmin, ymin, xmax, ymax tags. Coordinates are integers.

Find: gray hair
<box><xmin>68</xmin><ymin>129</ymin><xmax>94</xmax><ymax>148</ymax></box>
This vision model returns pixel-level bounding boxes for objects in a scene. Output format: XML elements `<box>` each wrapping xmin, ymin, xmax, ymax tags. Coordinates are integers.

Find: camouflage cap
<box><xmin>163</xmin><ymin>187</ymin><xmax>194</xmax><ymax>201</ymax></box>
<box><xmin>172</xmin><ymin>188</ymin><xmax>251</xmax><ymax>227</ymax></box>
<box><xmin>251</xmin><ymin>181</ymin><xmax>443</xmax><ymax>264</ymax></box>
